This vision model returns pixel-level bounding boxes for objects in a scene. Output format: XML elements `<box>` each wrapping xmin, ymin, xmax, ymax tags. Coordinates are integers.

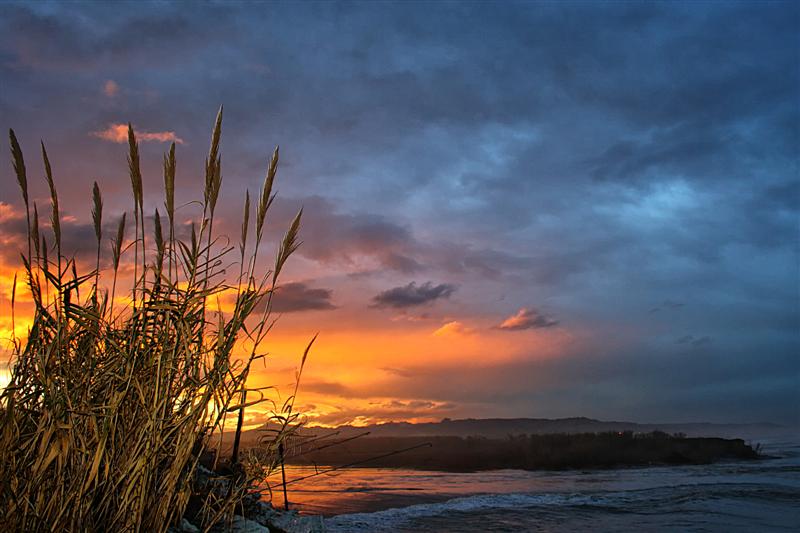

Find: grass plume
<box><xmin>1</xmin><ymin>113</ymin><xmax>308</xmax><ymax>531</ymax></box>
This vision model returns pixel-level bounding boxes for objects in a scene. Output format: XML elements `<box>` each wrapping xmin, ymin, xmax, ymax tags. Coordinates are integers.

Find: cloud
<box><xmin>372</xmin><ymin>281</ymin><xmax>456</xmax><ymax>309</ymax></box>
<box><xmin>432</xmin><ymin>320</ymin><xmax>473</xmax><ymax>337</ymax></box>
<box><xmin>496</xmin><ymin>308</ymin><xmax>558</xmax><ymax>331</ymax></box>
<box><xmin>692</xmin><ymin>336</ymin><xmax>712</xmax><ymax>347</ymax></box>
<box><xmin>381</xmin><ymin>367</ymin><xmax>417</xmax><ymax>378</ymax></box>
<box><xmin>0</xmin><ymin>202</ymin><xmax>23</xmax><ymax>224</ymax></box>
<box><xmin>91</xmin><ymin>123</ymin><xmax>184</xmax><ymax>144</ymax></box>
<box><xmin>265</xmin><ymin>196</ymin><xmax>421</xmax><ymax>274</ymax></box>
<box><xmin>650</xmin><ymin>299</ymin><xmax>686</xmax><ymax>313</ymax></box>
<box><xmin>266</xmin><ymin>198</ymin><xmax>537</xmax><ymax>280</ymax></box>
<box><xmin>389</xmin><ymin>311</ymin><xmax>432</xmax><ymax>322</ymax></box>
<box><xmin>0</xmin><ymin>202</ymin><xmax>112</xmax><ymax>267</ymax></box>
<box><xmin>303</xmin><ymin>398</ymin><xmax>457</xmax><ymax>426</ymax></box>
<box><xmin>676</xmin><ymin>334</ymin><xmax>713</xmax><ymax>347</ymax></box>
<box><xmin>301</xmin><ymin>379</ymin><xmax>353</xmax><ymax>396</ymax></box>
<box><xmin>103</xmin><ymin>80</ymin><xmax>119</xmax><ymax>97</ymax></box>
<box><xmin>269</xmin><ymin>282</ymin><xmax>336</xmax><ymax>312</ymax></box>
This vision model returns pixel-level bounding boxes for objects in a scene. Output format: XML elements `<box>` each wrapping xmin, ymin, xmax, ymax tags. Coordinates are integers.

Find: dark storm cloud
<box><xmin>263</xmin><ymin>196</ymin><xmax>539</xmax><ymax>279</ymax></box>
<box><xmin>269</xmin><ymin>282</ymin><xmax>336</xmax><ymax>313</ymax></box>
<box><xmin>264</xmin><ymin>196</ymin><xmax>422</xmax><ymax>273</ymax></box>
<box><xmin>0</xmin><ymin>3</ymin><xmax>237</xmax><ymax>71</ymax></box>
<box><xmin>244</xmin><ymin>280</ymin><xmax>336</xmax><ymax>313</ymax></box>
<box><xmin>1</xmin><ymin>0</ymin><xmax>797</xmax><ymax>423</ymax></box>
<box><xmin>0</xmin><ymin>202</ymin><xmax>118</xmax><ymax>267</ymax></box>
<box><xmin>372</xmin><ymin>282</ymin><xmax>456</xmax><ymax>309</ymax></box>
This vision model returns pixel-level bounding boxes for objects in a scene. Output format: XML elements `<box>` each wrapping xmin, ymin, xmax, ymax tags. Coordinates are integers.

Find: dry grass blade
<box><xmin>240</xmin><ymin>190</ymin><xmax>250</xmax><ymax>260</ymax></box>
<box><xmin>32</xmin><ymin>202</ymin><xmax>40</xmax><ymax>257</ymax></box>
<box><xmin>9</xmin><ymin>129</ymin><xmax>28</xmax><ymax>206</ymax></box>
<box><xmin>92</xmin><ymin>182</ymin><xmax>103</xmax><ymax>244</ymax></box>
<box><xmin>273</xmin><ymin>208</ymin><xmax>302</xmax><ymax>285</ymax></box>
<box><xmin>154</xmin><ymin>208</ymin><xmax>165</xmax><ymax>275</ymax></box>
<box><xmin>92</xmin><ymin>183</ymin><xmax>103</xmax><ymax>297</ymax></box>
<box><xmin>207</xmin><ymin>107</ymin><xmax>223</xmax><ymax>170</ymax></box>
<box><xmin>10</xmin><ymin>129</ymin><xmax>32</xmax><ymax>263</ymax></box>
<box><xmin>127</xmin><ymin>124</ymin><xmax>143</xmax><ymax>213</ymax></box>
<box><xmin>285</xmin><ymin>333</ymin><xmax>317</xmax><ymax>417</ymax></box>
<box><xmin>164</xmin><ymin>143</ymin><xmax>176</xmax><ymax>225</ymax></box>
<box><xmin>112</xmin><ymin>213</ymin><xmax>126</xmax><ymax>272</ymax></box>
<box><xmin>41</xmin><ymin>141</ymin><xmax>61</xmax><ymax>254</ymax></box>
<box><xmin>41</xmin><ymin>234</ymin><xmax>48</xmax><ymax>275</ymax></box>
<box><xmin>205</xmin><ymin>107</ymin><xmax>223</xmax><ymax>216</ymax></box>
<box><xmin>256</xmin><ymin>146</ymin><xmax>279</xmax><ymax>241</ymax></box>
<box><xmin>10</xmin><ymin>272</ymin><xmax>17</xmax><ymax>346</ymax></box>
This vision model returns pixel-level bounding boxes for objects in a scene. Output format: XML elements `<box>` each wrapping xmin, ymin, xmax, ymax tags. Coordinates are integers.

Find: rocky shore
<box><xmin>172</xmin><ymin>502</ymin><xmax>324</xmax><ymax>533</ymax></box>
<box><xmin>168</xmin><ymin>464</ymin><xmax>325</xmax><ymax>533</ymax></box>
<box><xmin>171</xmin><ymin>502</ymin><xmax>324</xmax><ymax>533</ymax></box>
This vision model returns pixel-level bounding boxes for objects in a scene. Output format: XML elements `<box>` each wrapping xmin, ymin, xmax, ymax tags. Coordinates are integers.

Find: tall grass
<box><xmin>0</xmin><ymin>109</ymin><xmax>308</xmax><ymax>531</ymax></box>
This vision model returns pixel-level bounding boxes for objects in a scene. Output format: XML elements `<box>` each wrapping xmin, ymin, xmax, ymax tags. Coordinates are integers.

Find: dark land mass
<box><xmin>220</xmin><ymin>416</ymin><xmax>787</xmax><ymax>472</ymax></box>
<box><xmin>279</xmin><ymin>432</ymin><xmax>760</xmax><ymax>472</ymax></box>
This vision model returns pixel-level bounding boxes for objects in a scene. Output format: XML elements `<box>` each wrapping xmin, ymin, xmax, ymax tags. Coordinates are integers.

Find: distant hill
<box><xmin>231</xmin><ymin>416</ymin><xmax>793</xmax><ymax>449</ymax></box>
<box><xmin>302</xmin><ymin>417</ymin><xmax>790</xmax><ymax>440</ymax></box>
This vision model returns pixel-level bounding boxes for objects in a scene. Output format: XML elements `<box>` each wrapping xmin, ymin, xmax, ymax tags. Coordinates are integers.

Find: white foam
<box><xmin>324</xmin><ymin>492</ymin><xmax>590</xmax><ymax>531</ymax></box>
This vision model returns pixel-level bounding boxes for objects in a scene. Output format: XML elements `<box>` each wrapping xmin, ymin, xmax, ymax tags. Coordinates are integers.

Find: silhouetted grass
<box><xmin>0</xmin><ymin>110</ymin><xmax>309</xmax><ymax>531</ymax></box>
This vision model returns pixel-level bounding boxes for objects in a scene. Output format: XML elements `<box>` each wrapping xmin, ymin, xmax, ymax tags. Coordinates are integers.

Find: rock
<box><xmin>243</xmin><ymin>500</ymin><xmax>282</xmax><ymax>526</ymax></box>
<box><xmin>179</xmin><ymin>464</ymin><xmax>325</xmax><ymax>533</ymax></box>
<box><xmin>167</xmin><ymin>518</ymin><xmax>200</xmax><ymax>533</ymax></box>
<box><xmin>174</xmin><ymin>504</ymin><xmax>325</xmax><ymax>533</ymax></box>
<box><xmin>227</xmin><ymin>517</ymin><xmax>271</xmax><ymax>532</ymax></box>
<box><xmin>245</xmin><ymin>501</ymin><xmax>325</xmax><ymax>533</ymax></box>
<box><xmin>266</xmin><ymin>511</ymin><xmax>325</xmax><ymax>533</ymax></box>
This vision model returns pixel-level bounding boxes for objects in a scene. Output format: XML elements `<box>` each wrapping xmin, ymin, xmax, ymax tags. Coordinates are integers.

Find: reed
<box><xmin>0</xmin><ymin>109</ymin><xmax>307</xmax><ymax>532</ymax></box>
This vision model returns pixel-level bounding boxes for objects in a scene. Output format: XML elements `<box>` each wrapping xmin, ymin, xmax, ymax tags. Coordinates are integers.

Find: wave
<box><xmin>325</xmin><ymin>492</ymin><xmax>584</xmax><ymax>531</ymax></box>
<box><xmin>325</xmin><ymin>482</ymin><xmax>800</xmax><ymax>532</ymax></box>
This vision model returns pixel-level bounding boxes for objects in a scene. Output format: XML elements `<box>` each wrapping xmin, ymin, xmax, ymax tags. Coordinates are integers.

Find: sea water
<box><xmin>267</xmin><ymin>440</ymin><xmax>800</xmax><ymax>531</ymax></box>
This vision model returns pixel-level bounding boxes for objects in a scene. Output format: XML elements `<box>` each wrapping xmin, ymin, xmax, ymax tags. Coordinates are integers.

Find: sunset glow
<box><xmin>1</xmin><ymin>1</ymin><xmax>797</xmax><ymax>430</ymax></box>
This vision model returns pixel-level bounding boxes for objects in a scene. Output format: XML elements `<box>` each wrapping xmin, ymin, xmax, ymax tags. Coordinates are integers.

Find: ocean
<box><xmin>267</xmin><ymin>439</ymin><xmax>800</xmax><ymax>531</ymax></box>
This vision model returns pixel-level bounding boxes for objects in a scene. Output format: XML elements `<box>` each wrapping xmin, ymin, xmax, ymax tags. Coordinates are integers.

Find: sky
<box><xmin>0</xmin><ymin>1</ymin><xmax>798</xmax><ymax>427</ymax></box>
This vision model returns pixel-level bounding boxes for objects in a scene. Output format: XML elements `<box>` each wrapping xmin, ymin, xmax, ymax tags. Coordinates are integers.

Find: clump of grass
<box><xmin>0</xmin><ymin>109</ymin><xmax>308</xmax><ymax>531</ymax></box>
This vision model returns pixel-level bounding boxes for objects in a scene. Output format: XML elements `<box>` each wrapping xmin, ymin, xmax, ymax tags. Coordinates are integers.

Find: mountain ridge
<box><xmin>302</xmin><ymin>416</ymin><xmax>786</xmax><ymax>439</ymax></box>
<box><xmin>233</xmin><ymin>416</ymin><xmax>792</xmax><ymax>446</ymax></box>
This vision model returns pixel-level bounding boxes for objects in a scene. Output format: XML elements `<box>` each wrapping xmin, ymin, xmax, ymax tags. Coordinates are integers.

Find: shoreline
<box><xmin>301</xmin><ymin>445</ymin><xmax>800</xmax><ymax>530</ymax></box>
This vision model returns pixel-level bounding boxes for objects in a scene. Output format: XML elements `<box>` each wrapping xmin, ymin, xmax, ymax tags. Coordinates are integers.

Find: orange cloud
<box><xmin>91</xmin><ymin>123</ymin><xmax>184</xmax><ymax>144</ymax></box>
<box><xmin>103</xmin><ymin>80</ymin><xmax>119</xmax><ymax>97</ymax></box>
<box><xmin>432</xmin><ymin>320</ymin><xmax>473</xmax><ymax>337</ymax></box>
<box><xmin>0</xmin><ymin>202</ymin><xmax>23</xmax><ymax>223</ymax></box>
<box><xmin>497</xmin><ymin>307</ymin><xmax>558</xmax><ymax>331</ymax></box>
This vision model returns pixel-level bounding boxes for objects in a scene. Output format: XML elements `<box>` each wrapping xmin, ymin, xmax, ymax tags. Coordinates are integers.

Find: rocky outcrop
<box><xmin>169</xmin><ymin>464</ymin><xmax>325</xmax><ymax>533</ymax></box>
<box><xmin>239</xmin><ymin>501</ymin><xmax>325</xmax><ymax>533</ymax></box>
<box><xmin>172</xmin><ymin>502</ymin><xmax>324</xmax><ymax>533</ymax></box>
